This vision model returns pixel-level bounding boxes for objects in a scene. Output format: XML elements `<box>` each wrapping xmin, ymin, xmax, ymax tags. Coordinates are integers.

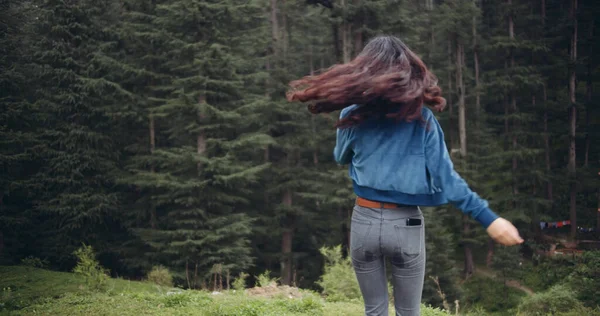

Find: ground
<box><xmin>0</xmin><ymin>266</ymin><xmax>449</xmax><ymax>316</ymax></box>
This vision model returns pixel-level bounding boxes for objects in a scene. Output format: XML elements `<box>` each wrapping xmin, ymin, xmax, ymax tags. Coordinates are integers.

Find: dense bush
<box><xmin>146</xmin><ymin>265</ymin><xmax>173</xmax><ymax>287</ymax></box>
<box><xmin>521</xmin><ymin>251</ymin><xmax>600</xmax><ymax>309</ymax></box>
<box><xmin>232</xmin><ymin>272</ymin><xmax>249</xmax><ymax>291</ymax></box>
<box><xmin>20</xmin><ymin>256</ymin><xmax>49</xmax><ymax>269</ymax></box>
<box><xmin>565</xmin><ymin>251</ymin><xmax>600</xmax><ymax>308</ymax></box>
<box><xmin>72</xmin><ymin>245</ymin><xmax>109</xmax><ymax>291</ymax></box>
<box><xmin>462</xmin><ymin>275</ymin><xmax>525</xmax><ymax>315</ymax></box>
<box><xmin>517</xmin><ymin>284</ymin><xmax>600</xmax><ymax>316</ymax></box>
<box><xmin>256</xmin><ymin>270</ymin><xmax>278</xmax><ymax>287</ymax></box>
<box><xmin>521</xmin><ymin>256</ymin><xmax>576</xmax><ymax>292</ymax></box>
<box><xmin>315</xmin><ymin>245</ymin><xmax>362</xmax><ymax>302</ymax></box>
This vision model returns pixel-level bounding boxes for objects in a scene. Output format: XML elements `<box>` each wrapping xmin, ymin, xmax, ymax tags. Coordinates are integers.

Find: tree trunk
<box><xmin>332</xmin><ymin>24</ymin><xmax>342</xmax><ymax>63</ymax></box>
<box><xmin>186</xmin><ymin>260</ymin><xmax>191</xmax><ymax>289</ymax></box>
<box><xmin>281</xmin><ymin>0</ymin><xmax>288</xmax><ymax>60</ymax></box>
<box><xmin>428</xmin><ymin>0</ymin><xmax>434</xmax><ymax>67</ymax></box>
<box><xmin>353</xmin><ymin>29</ymin><xmax>363</xmax><ymax>58</ymax></box>
<box><xmin>486</xmin><ymin>238</ymin><xmax>494</xmax><ymax>268</ymax></box>
<box><xmin>473</xmin><ymin>13</ymin><xmax>480</xmax><ymax>125</ymax></box>
<box><xmin>568</xmin><ymin>0</ymin><xmax>578</xmax><ymax>241</ymax></box>
<box><xmin>352</xmin><ymin>0</ymin><xmax>363</xmax><ymax>60</ymax></box>
<box><xmin>340</xmin><ymin>0</ymin><xmax>351</xmax><ymax>65</ymax></box>
<box><xmin>597</xmin><ymin>191</ymin><xmax>600</xmax><ymax>237</ymax></box>
<box><xmin>456</xmin><ymin>39</ymin><xmax>473</xmax><ymax>278</ymax></box>
<box><xmin>270</xmin><ymin>0</ymin><xmax>279</xmax><ymax>56</ymax></box>
<box><xmin>472</xmin><ymin>0</ymin><xmax>494</xmax><ymax>267</ymax></box>
<box><xmin>280</xmin><ymin>190</ymin><xmax>294</xmax><ymax>285</ymax></box>
<box><xmin>457</xmin><ymin>42</ymin><xmax>466</xmax><ymax>158</ymax></box>
<box><xmin>149</xmin><ymin>115</ymin><xmax>157</xmax><ymax>229</ymax></box>
<box><xmin>338</xmin><ymin>0</ymin><xmax>350</xmax><ymax>63</ymax></box>
<box><xmin>584</xmin><ymin>20</ymin><xmax>593</xmax><ymax>167</ymax></box>
<box><xmin>508</xmin><ymin>0</ymin><xmax>518</xmax><ymax>200</ymax></box>
<box><xmin>463</xmin><ymin>216</ymin><xmax>474</xmax><ymax>278</ymax></box>
<box><xmin>447</xmin><ymin>38</ymin><xmax>455</xmax><ymax>151</ymax></box>
<box><xmin>309</xmin><ymin>46</ymin><xmax>319</xmax><ymax>165</ymax></box>
<box><xmin>540</xmin><ymin>0</ymin><xmax>553</xmax><ymax>203</ymax></box>
<box><xmin>543</xmin><ymin>85</ymin><xmax>553</xmax><ymax>202</ymax></box>
<box><xmin>0</xmin><ymin>192</ymin><xmax>3</xmax><ymax>256</ymax></box>
<box><xmin>198</xmin><ymin>95</ymin><xmax>207</xmax><ymax>172</ymax></box>
<box><xmin>588</xmin><ymin>21</ymin><xmax>596</xmax><ymax>236</ymax></box>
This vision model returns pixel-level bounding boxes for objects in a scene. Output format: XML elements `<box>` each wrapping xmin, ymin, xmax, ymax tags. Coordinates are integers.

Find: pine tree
<box><xmin>24</xmin><ymin>0</ymin><xmax>130</xmax><ymax>268</ymax></box>
<box><xmin>422</xmin><ymin>207</ymin><xmax>462</xmax><ymax>310</ymax></box>
<box><xmin>0</xmin><ymin>0</ymin><xmax>39</xmax><ymax>263</ymax></box>
<box><xmin>117</xmin><ymin>0</ymin><xmax>272</xmax><ymax>286</ymax></box>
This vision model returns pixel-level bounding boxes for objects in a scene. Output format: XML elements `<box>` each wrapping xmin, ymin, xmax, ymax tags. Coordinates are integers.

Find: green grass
<box><xmin>0</xmin><ymin>266</ymin><xmax>170</xmax><ymax>311</ymax></box>
<box><xmin>0</xmin><ymin>265</ymin><xmax>450</xmax><ymax>316</ymax></box>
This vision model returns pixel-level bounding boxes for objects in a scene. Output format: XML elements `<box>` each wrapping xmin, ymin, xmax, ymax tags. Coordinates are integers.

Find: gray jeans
<box><xmin>350</xmin><ymin>205</ymin><xmax>426</xmax><ymax>316</ymax></box>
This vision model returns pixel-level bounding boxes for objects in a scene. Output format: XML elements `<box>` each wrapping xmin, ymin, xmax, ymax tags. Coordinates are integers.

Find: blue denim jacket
<box><xmin>334</xmin><ymin>104</ymin><xmax>498</xmax><ymax>228</ymax></box>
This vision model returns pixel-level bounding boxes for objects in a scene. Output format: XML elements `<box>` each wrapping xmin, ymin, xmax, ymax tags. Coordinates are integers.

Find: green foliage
<box><xmin>422</xmin><ymin>207</ymin><xmax>462</xmax><ymax>309</ymax></box>
<box><xmin>2</xmin><ymin>1</ymin><xmax>600</xmax><ymax>315</ymax></box>
<box><xmin>516</xmin><ymin>284</ymin><xmax>597</xmax><ymax>316</ymax></box>
<box><xmin>315</xmin><ymin>245</ymin><xmax>361</xmax><ymax>302</ymax></box>
<box><xmin>232</xmin><ymin>272</ymin><xmax>249</xmax><ymax>291</ymax></box>
<box><xmin>0</xmin><ymin>264</ymin><xmax>464</xmax><ymax>315</ymax></box>
<box><xmin>521</xmin><ymin>251</ymin><xmax>600</xmax><ymax>309</ymax></box>
<box><xmin>565</xmin><ymin>251</ymin><xmax>600</xmax><ymax>308</ymax></box>
<box><xmin>72</xmin><ymin>245</ymin><xmax>109</xmax><ymax>291</ymax></box>
<box><xmin>420</xmin><ymin>306</ymin><xmax>452</xmax><ymax>316</ymax></box>
<box><xmin>492</xmin><ymin>246</ymin><xmax>523</xmax><ymax>283</ymax></box>
<box><xmin>20</xmin><ymin>257</ymin><xmax>49</xmax><ymax>269</ymax></box>
<box><xmin>0</xmin><ymin>266</ymin><xmax>170</xmax><ymax>312</ymax></box>
<box><xmin>256</xmin><ymin>270</ymin><xmax>278</xmax><ymax>288</ymax></box>
<box><xmin>462</xmin><ymin>275</ymin><xmax>525</xmax><ymax>315</ymax></box>
<box><xmin>146</xmin><ymin>266</ymin><xmax>173</xmax><ymax>287</ymax></box>
<box><xmin>521</xmin><ymin>257</ymin><xmax>577</xmax><ymax>292</ymax></box>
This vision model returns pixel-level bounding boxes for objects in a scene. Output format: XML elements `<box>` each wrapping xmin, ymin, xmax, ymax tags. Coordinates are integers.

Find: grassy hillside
<box><xmin>0</xmin><ymin>266</ymin><xmax>449</xmax><ymax>316</ymax></box>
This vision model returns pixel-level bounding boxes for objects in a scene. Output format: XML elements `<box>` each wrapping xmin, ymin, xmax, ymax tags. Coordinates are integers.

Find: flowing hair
<box><xmin>286</xmin><ymin>36</ymin><xmax>446</xmax><ymax>128</ymax></box>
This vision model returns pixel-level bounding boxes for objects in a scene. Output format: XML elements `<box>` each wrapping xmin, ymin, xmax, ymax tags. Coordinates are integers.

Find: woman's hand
<box><xmin>486</xmin><ymin>218</ymin><xmax>524</xmax><ymax>246</ymax></box>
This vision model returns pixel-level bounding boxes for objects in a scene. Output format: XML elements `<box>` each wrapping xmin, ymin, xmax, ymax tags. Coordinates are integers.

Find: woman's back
<box><xmin>336</xmin><ymin>105</ymin><xmax>436</xmax><ymax>196</ymax></box>
<box><xmin>287</xmin><ymin>35</ymin><xmax>523</xmax><ymax>316</ymax></box>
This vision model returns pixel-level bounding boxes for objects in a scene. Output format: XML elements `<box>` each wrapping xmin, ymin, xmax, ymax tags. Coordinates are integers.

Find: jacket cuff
<box><xmin>475</xmin><ymin>207</ymin><xmax>500</xmax><ymax>228</ymax></box>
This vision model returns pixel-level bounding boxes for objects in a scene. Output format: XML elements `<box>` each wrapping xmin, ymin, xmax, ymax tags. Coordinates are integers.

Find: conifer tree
<box><xmin>25</xmin><ymin>0</ymin><xmax>129</xmax><ymax>267</ymax></box>
<box><xmin>0</xmin><ymin>0</ymin><xmax>38</xmax><ymax>263</ymax></box>
<box><xmin>117</xmin><ymin>0</ymin><xmax>272</xmax><ymax>285</ymax></box>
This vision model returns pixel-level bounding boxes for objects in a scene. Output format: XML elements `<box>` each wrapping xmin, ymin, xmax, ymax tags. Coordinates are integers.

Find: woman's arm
<box><xmin>424</xmin><ymin>113</ymin><xmax>523</xmax><ymax>245</ymax></box>
<box><xmin>424</xmin><ymin>113</ymin><xmax>498</xmax><ymax>228</ymax></box>
<box><xmin>333</xmin><ymin>108</ymin><xmax>356</xmax><ymax>165</ymax></box>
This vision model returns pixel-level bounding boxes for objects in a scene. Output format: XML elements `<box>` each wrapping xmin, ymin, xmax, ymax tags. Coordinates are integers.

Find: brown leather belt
<box><xmin>356</xmin><ymin>197</ymin><xmax>412</xmax><ymax>209</ymax></box>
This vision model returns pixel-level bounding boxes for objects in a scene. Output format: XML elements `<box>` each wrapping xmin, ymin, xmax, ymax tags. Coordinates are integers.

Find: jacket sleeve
<box><xmin>333</xmin><ymin>109</ymin><xmax>355</xmax><ymax>165</ymax></box>
<box><xmin>424</xmin><ymin>114</ymin><xmax>499</xmax><ymax>228</ymax></box>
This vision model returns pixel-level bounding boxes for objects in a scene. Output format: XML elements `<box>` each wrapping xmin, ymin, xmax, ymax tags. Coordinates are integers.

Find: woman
<box><xmin>287</xmin><ymin>36</ymin><xmax>523</xmax><ymax>316</ymax></box>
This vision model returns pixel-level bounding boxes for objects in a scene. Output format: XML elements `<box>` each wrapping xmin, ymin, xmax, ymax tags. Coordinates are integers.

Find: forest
<box><xmin>1</xmin><ymin>0</ymin><xmax>599</xmax><ymax>314</ymax></box>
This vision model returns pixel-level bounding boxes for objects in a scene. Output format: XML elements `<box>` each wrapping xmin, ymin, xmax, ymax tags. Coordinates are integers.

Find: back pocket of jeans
<box><xmin>350</xmin><ymin>217</ymin><xmax>372</xmax><ymax>251</ymax></box>
<box><xmin>394</xmin><ymin>221</ymin><xmax>423</xmax><ymax>258</ymax></box>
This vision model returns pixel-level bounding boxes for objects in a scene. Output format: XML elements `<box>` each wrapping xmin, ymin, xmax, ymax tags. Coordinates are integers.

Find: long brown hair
<box><xmin>286</xmin><ymin>36</ymin><xmax>446</xmax><ymax>128</ymax></box>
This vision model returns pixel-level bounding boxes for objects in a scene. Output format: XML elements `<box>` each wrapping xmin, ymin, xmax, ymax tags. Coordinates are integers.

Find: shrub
<box><xmin>462</xmin><ymin>275</ymin><xmax>524</xmax><ymax>315</ymax></box>
<box><xmin>420</xmin><ymin>304</ymin><xmax>451</xmax><ymax>316</ymax></box>
<box><xmin>517</xmin><ymin>284</ymin><xmax>586</xmax><ymax>316</ymax></box>
<box><xmin>232</xmin><ymin>272</ymin><xmax>248</xmax><ymax>292</ymax></box>
<box><xmin>521</xmin><ymin>256</ymin><xmax>576</xmax><ymax>292</ymax></box>
<box><xmin>255</xmin><ymin>270</ymin><xmax>277</xmax><ymax>287</ymax></box>
<box><xmin>315</xmin><ymin>245</ymin><xmax>362</xmax><ymax>302</ymax></box>
<box><xmin>72</xmin><ymin>244</ymin><xmax>109</xmax><ymax>291</ymax></box>
<box><xmin>565</xmin><ymin>251</ymin><xmax>600</xmax><ymax>308</ymax></box>
<box><xmin>20</xmin><ymin>256</ymin><xmax>49</xmax><ymax>269</ymax></box>
<box><xmin>272</xmin><ymin>293</ymin><xmax>324</xmax><ymax>313</ymax></box>
<box><xmin>146</xmin><ymin>265</ymin><xmax>173</xmax><ymax>287</ymax></box>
